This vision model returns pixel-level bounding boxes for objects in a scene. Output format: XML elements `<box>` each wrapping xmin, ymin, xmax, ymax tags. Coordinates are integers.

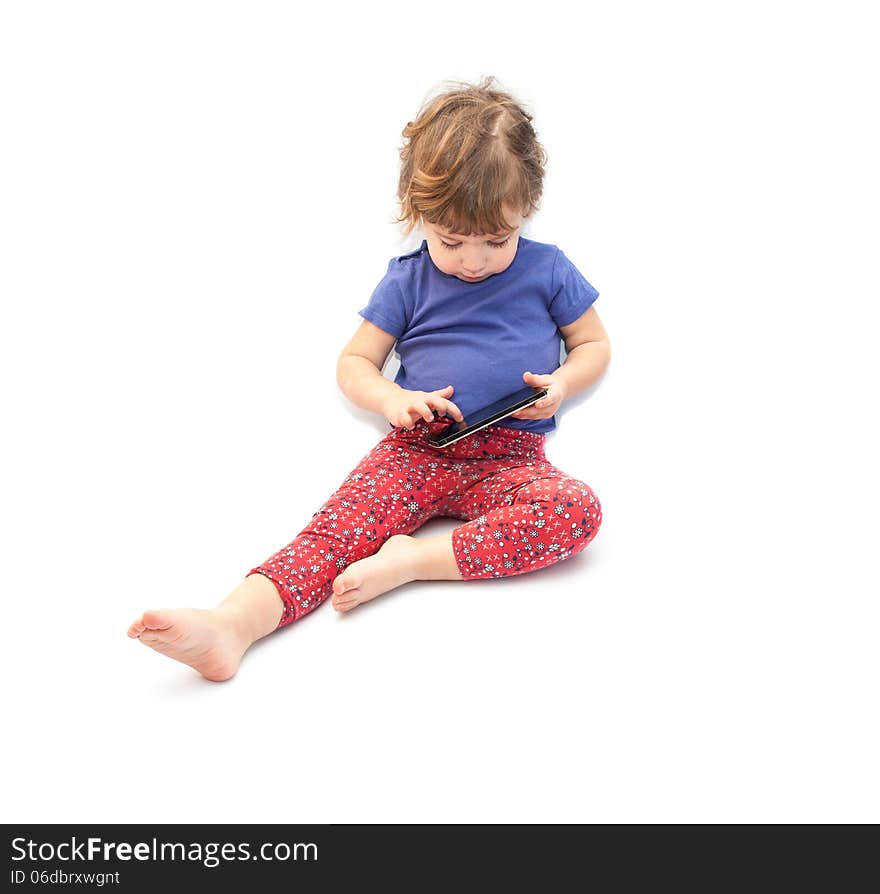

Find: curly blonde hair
<box><xmin>395</xmin><ymin>75</ymin><xmax>548</xmax><ymax>237</ymax></box>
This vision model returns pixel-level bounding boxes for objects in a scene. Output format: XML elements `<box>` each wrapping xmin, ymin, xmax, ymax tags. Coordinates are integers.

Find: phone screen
<box><xmin>427</xmin><ymin>385</ymin><xmax>548</xmax><ymax>447</ymax></box>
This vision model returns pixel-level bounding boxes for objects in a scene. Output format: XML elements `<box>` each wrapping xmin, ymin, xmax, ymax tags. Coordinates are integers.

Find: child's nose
<box><xmin>462</xmin><ymin>253</ymin><xmax>487</xmax><ymax>274</ymax></box>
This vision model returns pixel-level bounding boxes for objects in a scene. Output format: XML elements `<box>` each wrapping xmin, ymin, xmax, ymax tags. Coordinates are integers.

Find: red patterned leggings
<box><xmin>247</xmin><ymin>417</ymin><xmax>602</xmax><ymax>628</ymax></box>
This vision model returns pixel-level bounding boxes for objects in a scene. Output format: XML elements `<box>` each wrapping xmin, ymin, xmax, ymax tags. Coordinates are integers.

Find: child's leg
<box><xmin>127</xmin><ymin>425</ymin><xmax>462</xmax><ymax>678</ymax></box>
<box><xmin>338</xmin><ymin>464</ymin><xmax>602</xmax><ymax>595</ymax></box>
<box><xmin>246</xmin><ymin>428</ymin><xmax>466</xmax><ymax>624</ymax></box>
<box><xmin>336</xmin><ymin>426</ymin><xmax>602</xmax><ymax>600</ymax></box>
<box><xmin>448</xmin><ymin>462</ymin><xmax>603</xmax><ymax>579</ymax></box>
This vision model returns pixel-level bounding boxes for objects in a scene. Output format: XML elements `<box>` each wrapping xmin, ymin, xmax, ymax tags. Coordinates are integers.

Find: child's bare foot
<box><xmin>128</xmin><ymin>573</ymin><xmax>284</xmax><ymax>681</ymax></box>
<box><xmin>127</xmin><ymin>608</ymin><xmax>249</xmax><ymax>682</ymax></box>
<box><xmin>331</xmin><ymin>534</ymin><xmax>423</xmax><ymax>612</ymax></box>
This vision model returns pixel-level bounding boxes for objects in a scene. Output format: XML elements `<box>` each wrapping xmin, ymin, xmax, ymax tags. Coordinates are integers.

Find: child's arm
<box><xmin>554</xmin><ymin>306</ymin><xmax>611</xmax><ymax>398</ymax></box>
<box><xmin>336</xmin><ymin>320</ymin><xmax>402</xmax><ymax>416</ymax></box>
<box><xmin>337</xmin><ymin>320</ymin><xmax>464</xmax><ymax>428</ymax></box>
<box><xmin>511</xmin><ymin>306</ymin><xmax>611</xmax><ymax>421</ymax></box>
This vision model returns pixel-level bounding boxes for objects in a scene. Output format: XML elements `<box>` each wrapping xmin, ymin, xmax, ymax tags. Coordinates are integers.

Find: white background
<box><xmin>2</xmin><ymin>0</ymin><xmax>878</xmax><ymax>823</ymax></box>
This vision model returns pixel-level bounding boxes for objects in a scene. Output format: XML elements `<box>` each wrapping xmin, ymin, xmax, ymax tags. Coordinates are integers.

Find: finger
<box><xmin>418</xmin><ymin>402</ymin><xmax>433</xmax><ymax>422</ymax></box>
<box><xmin>446</xmin><ymin>400</ymin><xmax>464</xmax><ymax>421</ymax></box>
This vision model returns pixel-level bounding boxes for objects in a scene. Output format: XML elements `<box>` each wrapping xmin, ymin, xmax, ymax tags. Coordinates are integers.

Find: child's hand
<box><xmin>510</xmin><ymin>371</ymin><xmax>567</xmax><ymax>420</ymax></box>
<box><xmin>383</xmin><ymin>384</ymin><xmax>464</xmax><ymax>431</ymax></box>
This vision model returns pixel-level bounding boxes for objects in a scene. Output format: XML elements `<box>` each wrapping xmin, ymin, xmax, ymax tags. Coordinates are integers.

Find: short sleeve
<box><xmin>358</xmin><ymin>258</ymin><xmax>414</xmax><ymax>338</ymax></box>
<box><xmin>548</xmin><ymin>248</ymin><xmax>599</xmax><ymax>328</ymax></box>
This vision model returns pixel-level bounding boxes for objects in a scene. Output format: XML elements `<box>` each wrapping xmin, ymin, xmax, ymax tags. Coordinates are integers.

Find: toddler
<box><xmin>127</xmin><ymin>76</ymin><xmax>610</xmax><ymax>681</ymax></box>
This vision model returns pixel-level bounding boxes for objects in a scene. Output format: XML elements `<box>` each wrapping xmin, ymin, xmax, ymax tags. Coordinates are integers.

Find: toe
<box><xmin>333</xmin><ymin>573</ymin><xmax>356</xmax><ymax>596</ymax></box>
<box><xmin>141</xmin><ymin>609</ymin><xmax>174</xmax><ymax>630</ymax></box>
<box><xmin>127</xmin><ymin>620</ymin><xmax>145</xmax><ymax>638</ymax></box>
<box><xmin>332</xmin><ymin>591</ymin><xmax>359</xmax><ymax>612</ymax></box>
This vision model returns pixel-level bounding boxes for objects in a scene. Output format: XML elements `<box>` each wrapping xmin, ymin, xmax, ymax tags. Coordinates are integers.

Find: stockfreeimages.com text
<box><xmin>11</xmin><ymin>837</ymin><xmax>317</xmax><ymax>868</ymax></box>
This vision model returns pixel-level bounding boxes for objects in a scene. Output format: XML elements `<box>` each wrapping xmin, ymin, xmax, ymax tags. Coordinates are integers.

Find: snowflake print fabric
<box><xmin>246</xmin><ymin>417</ymin><xmax>602</xmax><ymax>628</ymax></box>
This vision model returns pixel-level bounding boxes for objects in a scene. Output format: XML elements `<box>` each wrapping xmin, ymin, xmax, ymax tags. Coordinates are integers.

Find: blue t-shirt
<box><xmin>358</xmin><ymin>235</ymin><xmax>599</xmax><ymax>434</ymax></box>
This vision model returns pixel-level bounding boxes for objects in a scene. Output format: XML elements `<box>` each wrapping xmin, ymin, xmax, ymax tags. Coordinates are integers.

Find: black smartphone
<box><xmin>426</xmin><ymin>385</ymin><xmax>549</xmax><ymax>447</ymax></box>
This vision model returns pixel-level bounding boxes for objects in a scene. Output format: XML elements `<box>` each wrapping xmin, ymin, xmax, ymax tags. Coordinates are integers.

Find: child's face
<box><xmin>422</xmin><ymin>207</ymin><xmax>524</xmax><ymax>283</ymax></box>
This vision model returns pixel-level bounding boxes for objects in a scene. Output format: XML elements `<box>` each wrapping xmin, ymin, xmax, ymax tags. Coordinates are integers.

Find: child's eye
<box><xmin>440</xmin><ymin>236</ymin><xmax>511</xmax><ymax>250</ymax></box>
